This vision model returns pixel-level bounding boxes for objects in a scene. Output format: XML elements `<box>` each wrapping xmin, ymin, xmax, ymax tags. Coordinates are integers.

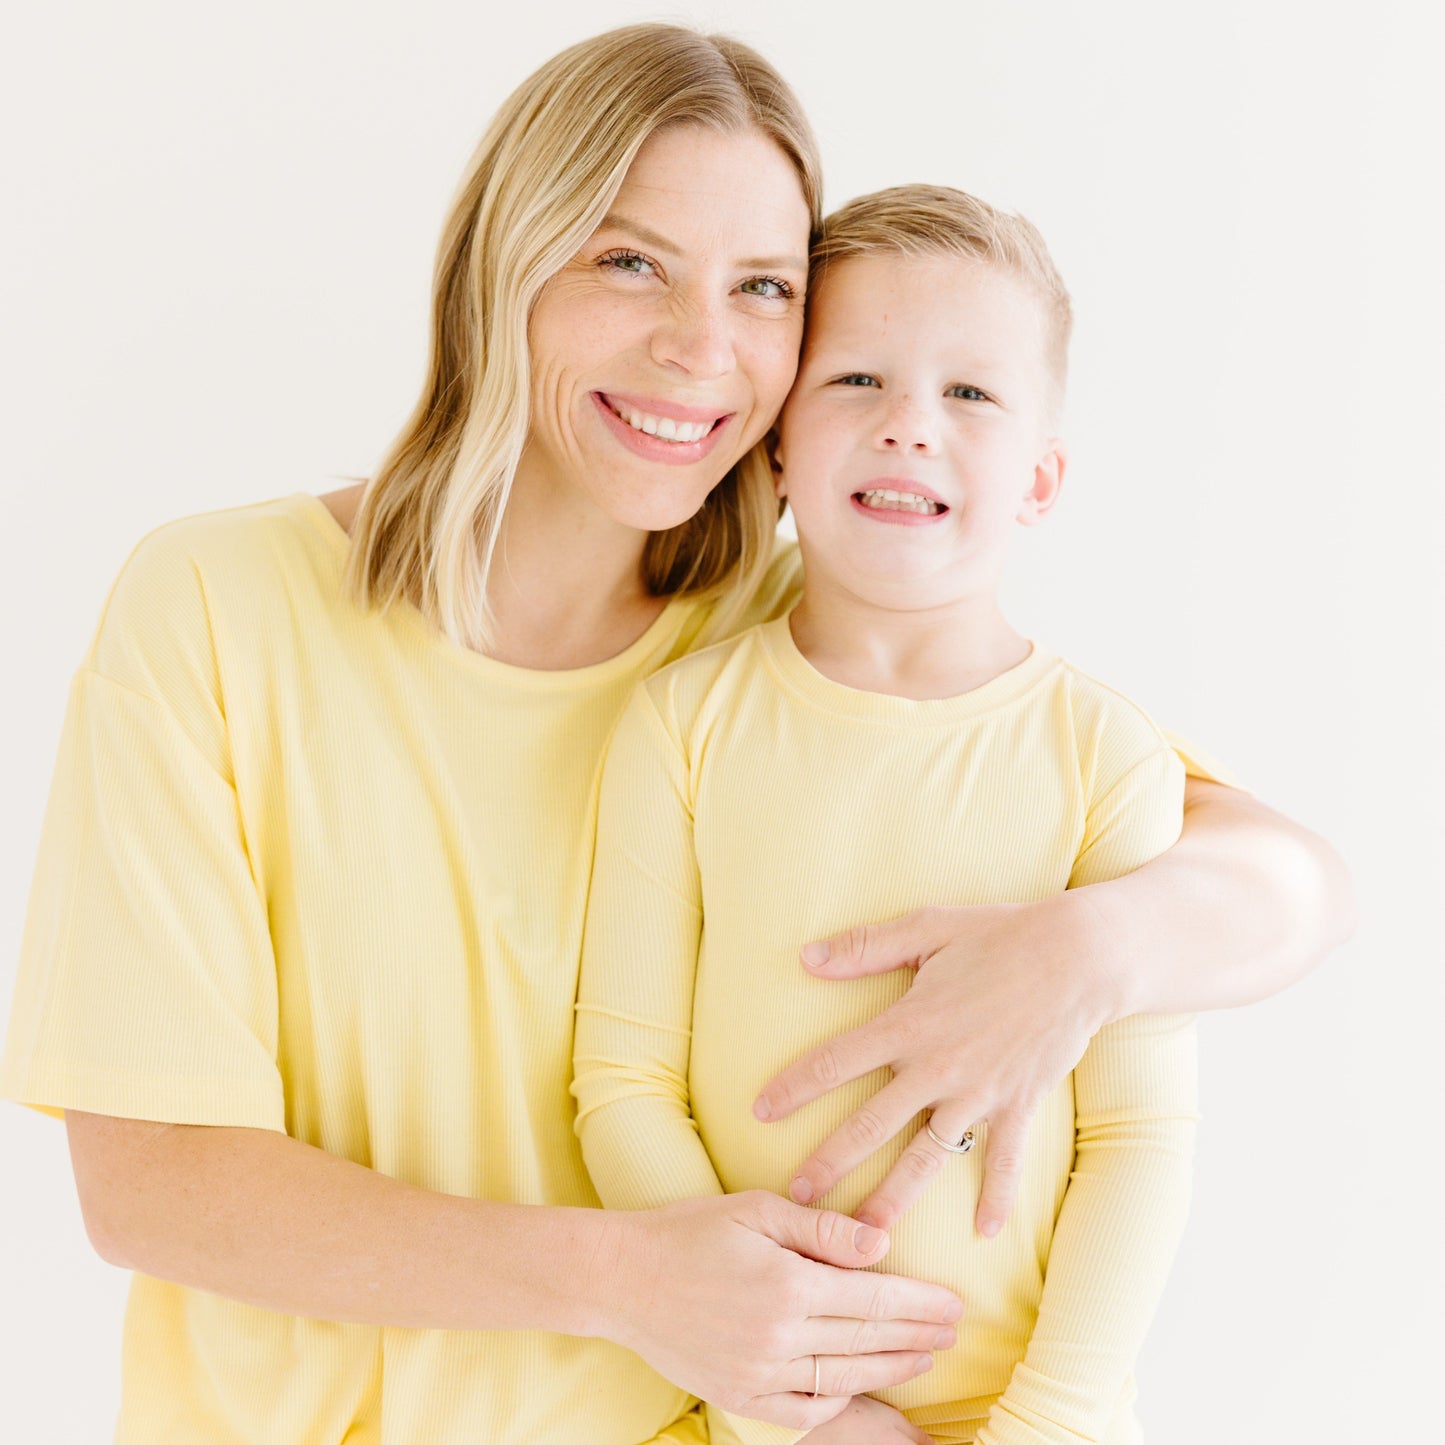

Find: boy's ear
<box><xmin>1016</xmin><ymin>439</ymin><xmax>1066</xmax><ymax>527</ymax></box>
<box><xmin>766</xmin><ymin>427</ymin><xmax>786</xmax><ymax>499</ymax></box>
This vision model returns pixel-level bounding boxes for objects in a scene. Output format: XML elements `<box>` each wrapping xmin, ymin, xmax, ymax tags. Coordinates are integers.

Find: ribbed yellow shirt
<box><xmin>0</xmin><ymin>495</ymin><xmax>801</xmax><ymax>1445</ymax></box>
<box><xmin>573</xmin><ymin>619</ymin><xmax>1198</xmax><ymax>1445</ymax></box>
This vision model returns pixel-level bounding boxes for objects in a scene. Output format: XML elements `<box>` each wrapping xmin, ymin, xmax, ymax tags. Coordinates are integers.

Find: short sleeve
<box><xmin>1069</xmin><ymin>746</ymin><xmax>1186</xmax><ymax>890</ymax></box>
<box><xmin>1163</xmin><ymin>728</ymin><xmax>1246</xmax><ymax>791</ymax></box>
<box><xmin>1</xmin><ymin>536</ymin><xmax>283</xmax><ymax>1128</ymax></box>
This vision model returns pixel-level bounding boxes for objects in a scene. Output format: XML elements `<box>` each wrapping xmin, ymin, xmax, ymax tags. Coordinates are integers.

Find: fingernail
<box><xmin>801</xmin><ymin>941</ymin><xmax>830</xmax><ymax>967</ymax></box>
<box><xmin>752</xmin><ymin>1096</ymin><xmax>771</xmax><ymax>1121</ymax></box>
<box><xmin>853</xmin><ymin>1223</ymin><xmax>882</xmax><ymax>1252</ymax></box>
<box><xmin>932</xmin><ymin>1327</ymin><xmax>956</xmax><ymax>1349</ymax></box>
<box><xmin>913</xmin><ymin>1354</ymin><xmax>934</xmax><ymax>1375</ymax></box>
<box><xmin>943</xmin><ymin>1299</ymin><xmax>964</xmax><ymax>1323</ymax></box>
<box><xmin>790</xmin><ymin>1176</ymin><xmax>814</xmax><ymax>1204</ymax></box>
<box><xmin>980</xmin><ymin>1218</ymin><xmax>1001</xmax><ymax>1239</ymax></box>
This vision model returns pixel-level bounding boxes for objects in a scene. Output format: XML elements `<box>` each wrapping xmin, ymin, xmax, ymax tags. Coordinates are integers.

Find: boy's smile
<box><xmin>775</xmin><ymin>252</ymin><xmax>1065</xmax><ymax>612</ymax></box>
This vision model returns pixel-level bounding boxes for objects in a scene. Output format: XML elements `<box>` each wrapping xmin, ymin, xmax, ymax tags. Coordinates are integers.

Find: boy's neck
<box><xmin>788</xmin><ymin>579</ymin><xmax>1030</xmax><ymax>702</ymax></box>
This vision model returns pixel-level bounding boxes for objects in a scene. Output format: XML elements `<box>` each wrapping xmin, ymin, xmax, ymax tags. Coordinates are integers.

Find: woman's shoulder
<box><xmin>85</xmin><ymin>493</ymin><xmax>345</xmax><ymax>698</ymax></box>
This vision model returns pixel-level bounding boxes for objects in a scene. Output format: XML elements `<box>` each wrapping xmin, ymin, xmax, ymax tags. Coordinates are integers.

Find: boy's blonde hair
<box><xmin>812</xmin><ymin>184</ymin><xmax>1072</xmax><ymax>421</ymax></box>
<box><xmin>348</xmin><ymin>24</ymin><xmax>822</xmax><ymax>650</ymax></box>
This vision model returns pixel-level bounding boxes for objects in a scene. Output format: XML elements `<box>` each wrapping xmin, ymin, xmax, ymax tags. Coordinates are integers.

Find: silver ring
<box><xmin>925</xmin><ymin>1119</ymin><xmax>976</xmax><ymax>1154</ymax></box>
<box><xmin>811</xmin><ymin>1352</ymin><xmax>821</xmax><ymax>1399</ymax></box>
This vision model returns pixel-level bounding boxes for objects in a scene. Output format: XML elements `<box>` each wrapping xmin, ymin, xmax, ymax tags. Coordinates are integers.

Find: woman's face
<box><xmin>521</xmin><ymin>125</ymin><xmax>812</xmax><ymax>536</ymax></box>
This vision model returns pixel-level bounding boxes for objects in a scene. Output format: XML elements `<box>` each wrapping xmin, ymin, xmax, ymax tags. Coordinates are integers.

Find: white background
<box><xmin>2</xmin><ymin>2</ymin><xmax>1440</xmax><ymax>1440</ymax></box>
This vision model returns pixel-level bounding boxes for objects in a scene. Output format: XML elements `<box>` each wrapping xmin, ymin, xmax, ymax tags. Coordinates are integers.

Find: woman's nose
<box><xmin>650</xmin><ymin>294</ymin><xmax>735</xmax><ymax>380</ymax></box>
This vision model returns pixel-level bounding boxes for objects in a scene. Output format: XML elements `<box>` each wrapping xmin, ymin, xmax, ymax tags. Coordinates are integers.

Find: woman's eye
<box><xmin>600</xmin><ymin>250</ymin><xmax>657</xmax><ymax>277</ymax></box>
<box><xmin>738</xmin><ymin>276</ymin><xmax>794</xmax><ymax>301</ymax></box>
<box><xmin>947</xmin><ymin>384</ymin><xmax>988</xmax><ymax>401</ymax></box>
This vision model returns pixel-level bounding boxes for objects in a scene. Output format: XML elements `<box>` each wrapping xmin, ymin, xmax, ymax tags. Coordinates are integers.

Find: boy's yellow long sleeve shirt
<box><xmin>573</xmin><ymin>619</ymin><xmax>1198</xmax><ymax>1445</ymax></box>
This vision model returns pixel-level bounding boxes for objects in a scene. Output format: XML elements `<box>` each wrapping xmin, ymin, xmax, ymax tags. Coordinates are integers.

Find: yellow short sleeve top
<box><xmin>0</xmin><ymin>494</ymin><xmax>795</xmax><ymax>1445</ymax></box>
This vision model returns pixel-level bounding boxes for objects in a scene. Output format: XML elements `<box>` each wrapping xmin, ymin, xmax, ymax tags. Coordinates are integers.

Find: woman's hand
<box><xmin>751</xmin><ymin>896</ymin><xmax>1113</xmax><ymax>1238</ymax></box>
<box><xmin>800</xmin><ymin>1394</ymin><xmax>934</xmax><ymax>1442</ymax></box>
<box><xmin>753</xmin><ymin>779</ymin><xmax>1355</xmax><ymax>1239</ymax></box>
<box><xmin>601</xmin><ymin>1191</ymin><xmax>956</xmax><ymax>1431</ymax></box>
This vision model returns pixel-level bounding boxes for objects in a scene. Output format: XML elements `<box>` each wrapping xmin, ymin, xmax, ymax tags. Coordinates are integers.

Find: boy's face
<box><xmin>774</xmin><ymin>253</ymin><xmax>1065</xmax><ymax>609</ymax></box>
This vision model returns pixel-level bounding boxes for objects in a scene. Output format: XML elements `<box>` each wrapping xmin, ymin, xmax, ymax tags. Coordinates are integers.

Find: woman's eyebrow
<box><xmin>597</xmin><ymin>212</ymin><xmax>806</xmax><ymax>274</ymax></box>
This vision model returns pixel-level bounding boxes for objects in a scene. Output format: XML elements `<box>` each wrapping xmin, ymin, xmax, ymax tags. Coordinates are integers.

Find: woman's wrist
<box><xmin>1049</xmin><ymin>885</ymin><xmax>1144</xmax><ymax>1025</ymax></box>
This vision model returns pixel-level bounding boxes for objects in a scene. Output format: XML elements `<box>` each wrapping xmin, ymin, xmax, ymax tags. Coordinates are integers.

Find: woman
<box><xmin>1</xmin><ymin>22</ymin><xmax>1353</xmax><ymax>1445</ymax></box>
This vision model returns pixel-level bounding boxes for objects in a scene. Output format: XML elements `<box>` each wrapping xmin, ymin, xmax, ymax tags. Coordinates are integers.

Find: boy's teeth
<box><xmin>858</xmin><ymin>488</ymin><xmax>943</xmax><ymax>514</ymax></box>
<box><xmin>611</xmin><ymin>399</ymin><xmax>713</xmax><ymax>443</ymax></box>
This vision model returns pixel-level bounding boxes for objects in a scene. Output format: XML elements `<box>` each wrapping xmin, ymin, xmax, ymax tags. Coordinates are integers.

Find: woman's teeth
<box><xmin>608</xmin><ymin>399</ymin><xmax>715</xmax><ymax>443</ymax></box>
<box><xmin>857</xmin><ymin>488</ymin><xmax>944</xmax><ymax>515</ymax></box>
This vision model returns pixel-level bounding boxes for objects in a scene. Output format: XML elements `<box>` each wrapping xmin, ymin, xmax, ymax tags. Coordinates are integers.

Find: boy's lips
<box><xmin>851</xmin><ymin>477</ymin><xmax>950</xmax><ymax>524</ymax></box>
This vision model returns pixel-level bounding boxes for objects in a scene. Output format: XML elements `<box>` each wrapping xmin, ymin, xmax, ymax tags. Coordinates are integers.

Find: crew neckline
<box><xmin>288</xmin><ymin>491</ymin><xmax>693</xmax><ymax>688</ymax></box>
<box><xmin>757</xmin><ymin>610</ymin><xmax>1059</xmax><ymax>727</ymax></box>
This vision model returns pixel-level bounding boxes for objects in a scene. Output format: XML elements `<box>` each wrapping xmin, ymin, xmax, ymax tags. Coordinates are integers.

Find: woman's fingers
<box><xmin>852</xmin><ymin>1104</ymin><xmax>981</xmax><ymax>1231</ymax></box>
<box><xmin>802</xmin><ymin>1252</ymin><xmax>962</xmax><ymax>1327</ymax></box>
<box><xmin>786</xmin><ymin>1349</ymin><xmax>934</xmax><ymax>1398</ymax></box>
<box><xmin>753</xmin><ymin>1017</ymin><xmax>897</xmax><ymax>1127</ymax></box>
<box><xmin>805</xmin><ymin>1315</ymin><xmax>957</xmax><ymax>1357</ymax></box>
<box><xmin>973</xmin><ymin>1107</ymin><xmax>1030</xmax><ymax>1237</ymax></box>
<box><xmin>798</xmin><ymin>907</ymin><xmax>948</xmax><ymax>978</ymax></box>
<box><xmin>782</xmin><ymin>1076</ymin><xmax>924</xmax><ymax>1204</ymax></box>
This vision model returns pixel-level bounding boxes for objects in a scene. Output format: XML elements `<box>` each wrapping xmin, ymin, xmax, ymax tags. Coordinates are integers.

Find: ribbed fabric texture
<box><xmin>574</xmin><ymin>620</ymin><xmax>1199</xmax><ymax>1445</ymax></box>
<box><xmin>0</xmin><ymin>495</ymin><xmax>799</xmax><ymax>1445</ymax></box>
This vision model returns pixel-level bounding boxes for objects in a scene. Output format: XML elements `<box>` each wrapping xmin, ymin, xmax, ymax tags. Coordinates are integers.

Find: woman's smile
<box><xmin>520</xmin><ymin>124</ymin><xmax>811</xmax><ymax>534</ymax></box>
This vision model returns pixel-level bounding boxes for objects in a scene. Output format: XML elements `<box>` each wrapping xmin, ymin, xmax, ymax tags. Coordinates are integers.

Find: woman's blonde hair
<box><xmin>348</xmin><ymin>24</ymin><xmax>822</xmax><ymax>649</ymax></box>
<box><xmin>812</xmin><ymin>184</ymin><xmax>1073</xmax><ymax>421</ymax></box>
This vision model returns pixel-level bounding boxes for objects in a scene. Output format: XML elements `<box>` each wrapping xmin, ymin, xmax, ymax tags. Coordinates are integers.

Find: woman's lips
<box><xmin>592</xmin><ymin>392</ymin><xmax>732</xmax><ymax>465</ymax></box>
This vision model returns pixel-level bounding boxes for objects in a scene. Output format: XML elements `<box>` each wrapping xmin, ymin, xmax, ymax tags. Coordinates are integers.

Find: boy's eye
<box><xmin>947</xmin><ymin>384</ymin><xmax>989</xmax><ymax>401</ymax></box>
<box><xmin>738</xmin><ymin>276</ymin><xmax>796</xmax><ymax>301</ymax></box>
<box><xmin>836</xmin><ymin>374</ymin><xmax>880</xmax><ymax>387</ymax></box>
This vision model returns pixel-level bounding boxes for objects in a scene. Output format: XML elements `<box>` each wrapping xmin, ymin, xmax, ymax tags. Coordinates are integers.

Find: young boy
<box><xmin>572</xmin><ymin>186</ymin><xmax>1195</xmax><ymax>1445</ymax></box>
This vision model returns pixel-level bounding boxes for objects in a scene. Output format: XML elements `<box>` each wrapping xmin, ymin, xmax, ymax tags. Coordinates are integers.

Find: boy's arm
<box><xmin>573</xmin><ymin>693</ymin><xmax>943</xmax><ymax>1445</ymax></box>
<box><xmin>754</xmin><ymin>766</ymin><xmax>1352</xmax><ymax>1234</ymax></box>
<box><xmin>976</xmin><ymin>745</ymin><xmax>1195</xmax><ymax>1443</ymax></box>
<box><xmin>976</xmin><ymin>1010</ymin><xmax>1197</xmax><ymax>1445</ymax></box>
<box><xmin>573</xmin><ymin>685</ymin><xmax>727</xmax><ymax>1209</ymax></box>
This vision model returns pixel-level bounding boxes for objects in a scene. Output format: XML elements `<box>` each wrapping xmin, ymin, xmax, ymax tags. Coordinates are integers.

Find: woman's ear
<box><xmin>1016</xmin><ymin>439</ymin><xmax>1066</xmax><ymax>526</ymax></box>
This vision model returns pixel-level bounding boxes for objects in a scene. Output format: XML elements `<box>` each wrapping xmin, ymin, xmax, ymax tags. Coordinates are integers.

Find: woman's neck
<box><xmin>319</xmin><ymin>482</ymin><xmax>666</xmax><ymax>671</ymax></box>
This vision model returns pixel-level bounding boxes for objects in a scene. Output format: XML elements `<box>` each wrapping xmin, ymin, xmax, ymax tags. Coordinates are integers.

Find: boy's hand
<box><xmin>800</xmin><ymin>1394</ymin><xmax>934</xmax><ymax>1442</ymax></box>
<box><xmin>752</xmin><ymin>896</ymin><xmax>1118</xmax><ymax>1237</ymax></box>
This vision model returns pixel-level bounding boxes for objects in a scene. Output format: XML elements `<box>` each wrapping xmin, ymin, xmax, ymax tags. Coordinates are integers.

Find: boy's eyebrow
<box><xmin>597</xmin><ymin>213</ymin><xmax>807</xmax><ymax>274</ymax></box>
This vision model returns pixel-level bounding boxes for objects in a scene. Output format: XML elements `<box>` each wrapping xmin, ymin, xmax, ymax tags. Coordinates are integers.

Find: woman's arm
<box><xmin>65</xmin><ymin>1110</ymin><xmax>956</xmax><ymax>1432</ymax></box>
<box><xmin>752</xmin><ymin>779</ymin><xmax>1354</xmax><ymax>1234</ymax></box>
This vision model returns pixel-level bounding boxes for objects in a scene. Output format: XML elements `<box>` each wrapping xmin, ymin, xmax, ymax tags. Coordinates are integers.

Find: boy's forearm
<box><xmin>977</xmin><ymin>1014</ymin><xmax>1198</xmax><ymax>1445</ymax></box>
<box><xmin>1077</xmin><ymin>779</ymin><xmax>1356</xmax><ymax>1019</ymax></box>
<box><xmin>575</xmin><ymin>1091</ymin><xmax>726</xmax><ymax>1211</ymax></box>
<box><xmin>66</xmin><ymin>1110</ymin><xmax>619</xmax><ymax>1336</ymax></box>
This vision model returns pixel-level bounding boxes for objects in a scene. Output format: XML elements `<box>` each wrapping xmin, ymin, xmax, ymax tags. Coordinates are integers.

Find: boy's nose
<box><xmin>876</xmin><ymin>397</ymin><xmax>939</xmax><ymax>453</ymax></box>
